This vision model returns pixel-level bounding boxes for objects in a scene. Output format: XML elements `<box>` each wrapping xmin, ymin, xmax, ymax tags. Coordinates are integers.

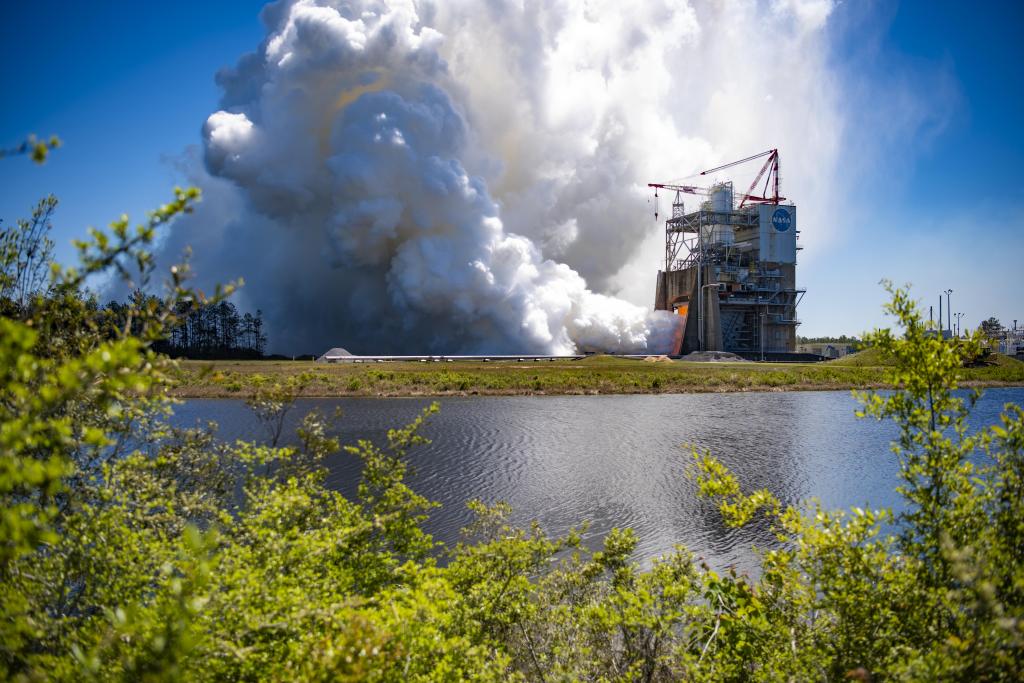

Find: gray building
<box><xmin>652</xmin><ymin>152</ymin><xmax>804</xmax><ymax>357</ymax></box>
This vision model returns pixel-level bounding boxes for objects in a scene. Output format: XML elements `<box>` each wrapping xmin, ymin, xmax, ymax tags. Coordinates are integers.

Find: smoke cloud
<box><xmin>156</xmin><ymin>0</ymin><xmax>842</xmax><ymax>354</ymax></box>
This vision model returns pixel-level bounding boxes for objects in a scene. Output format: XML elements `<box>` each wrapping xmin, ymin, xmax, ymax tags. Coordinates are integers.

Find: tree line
<box><xmin>104</xmin><ymin>294</ymin><xmax>266</xmax><ymax>359</ymax></box>
<box><xmin>797</xmin><ymin>334</ymin><xmax>862</xmax><ymax>345</ymax></box>
<box><xmin>1</xmin><ymin>194</ymin><xmax>266</xmax><ymax>360</ymax></box>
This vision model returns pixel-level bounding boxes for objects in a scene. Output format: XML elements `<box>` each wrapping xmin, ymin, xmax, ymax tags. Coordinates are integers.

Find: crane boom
<box><xmin>646</xmin><ymin>183</ymin><xmax>704</xmax><ymax>194</ymax></box>
<box><xmin>700</xmin><ymin>148</ymin><xmax>782</xmax><ymax>208</ymax></box>
<box><xmin>646</xmin><ymin>147</ymin><xmax>784</xmax><ymax>220</ymax></box>
<box><xmin>646</xmin><ymin>183</ymin><xmax>706</xmax><ymax>221</ymax></box>
<box><xmin>699</xmin><ymin>148</ymin><xmax>776</xmax><ymax>176</ymax></box>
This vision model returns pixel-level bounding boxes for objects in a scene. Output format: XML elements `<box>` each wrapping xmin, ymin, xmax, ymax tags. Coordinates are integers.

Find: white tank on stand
<box><xmin>705</xmin><ymin>183</ymin><xmax>734</xmax><ymax>245</ymax></box>
<box><xmin>710</xmin><ymin>183</ymin><xmax>733</xmax><ymax>211</ymax></box>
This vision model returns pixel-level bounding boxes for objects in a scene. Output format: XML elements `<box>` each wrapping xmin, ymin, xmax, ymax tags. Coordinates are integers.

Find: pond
<box><xmin>171</xmin><ymin>388</ymin><xmax>1023</xmax><ymax>571</ymax></box>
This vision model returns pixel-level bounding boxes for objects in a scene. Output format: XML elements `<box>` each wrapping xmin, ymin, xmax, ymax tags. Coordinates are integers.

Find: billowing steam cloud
<box><xmin>157</xmin><ymin>0</ymin><xmax>841</xmax><ymax>354</ymax></box>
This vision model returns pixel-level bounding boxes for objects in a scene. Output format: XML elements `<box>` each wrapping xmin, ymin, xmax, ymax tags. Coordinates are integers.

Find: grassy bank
<box><xmin>169</xmin><ymin>352</ymin><xmax>1024</xmax><ymax>398</ymax></box>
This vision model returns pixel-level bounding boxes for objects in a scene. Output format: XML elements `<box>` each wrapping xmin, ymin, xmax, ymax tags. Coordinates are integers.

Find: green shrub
<box><xmin>2</xmin><ymin>182</ymin><xmax>1021</xmax><ymax>680</ymax></box>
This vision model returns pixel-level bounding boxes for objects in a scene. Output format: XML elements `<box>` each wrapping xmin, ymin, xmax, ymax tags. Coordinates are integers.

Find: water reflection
<box><xmin>170</xmin><ymin>389</ymin><xmax>1022</xmax><ymax>572</ymax></box>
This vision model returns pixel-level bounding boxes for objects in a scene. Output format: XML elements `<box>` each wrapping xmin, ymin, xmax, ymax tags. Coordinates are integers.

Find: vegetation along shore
<box><xmin>172</xmin><ymin>349</ymin><xmax>1024</xmax><ymax>398</ymax></box>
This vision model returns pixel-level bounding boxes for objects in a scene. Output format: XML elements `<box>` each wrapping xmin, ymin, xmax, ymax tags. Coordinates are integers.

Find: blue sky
<box><xmin>792</xmin><ymin>0</ymin><xmax>1024</xmax><ymax>336</ymax></box>
<box><xmin>0</xmin><ymin>1</ymin><xmax>265</xmax><ymax>262</ymax></box>
<box><xmin>864</xmin><ymin>1</ymin><xmax>1023</xmax><ymax>205</ymax></box>
<box><xmin>859</xmin><ymin>1</ymin><xmax>1019</xmax><ymax>332</ymax></box>
<box><xmin>1</xmin><ymin>0</ymin><xmax>1022</xmax><ymax>342</ymax></box>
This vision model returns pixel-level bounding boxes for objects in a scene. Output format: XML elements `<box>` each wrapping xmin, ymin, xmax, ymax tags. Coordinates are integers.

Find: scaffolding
<box><xmin>651</xmin><ymin>153</ymin><xmax>805</xmax><ymax>357</ymax></box>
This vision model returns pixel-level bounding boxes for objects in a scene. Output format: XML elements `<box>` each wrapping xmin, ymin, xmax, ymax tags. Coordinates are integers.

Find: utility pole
<box><xmin>945</xmin><ymin>289</ymin><xmax>953</xmax><ymax>335</ymax></box>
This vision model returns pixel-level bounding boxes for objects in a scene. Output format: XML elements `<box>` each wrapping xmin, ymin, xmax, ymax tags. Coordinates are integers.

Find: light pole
<box><xmin>955</xmin><ymin>312</ymin><xmax>964</xmax><ymax>338</ymax></box>
<box><xmin>944</xmin><ymin>289</ymin><xmax>953</xmax><ymax>335</ymax></box>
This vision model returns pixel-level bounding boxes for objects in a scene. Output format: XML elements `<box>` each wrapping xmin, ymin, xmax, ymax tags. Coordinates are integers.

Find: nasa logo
<box><xmin>771</xmin><ymin>208</ymin><xmax>791</xmax><ymax>232</ymax></box>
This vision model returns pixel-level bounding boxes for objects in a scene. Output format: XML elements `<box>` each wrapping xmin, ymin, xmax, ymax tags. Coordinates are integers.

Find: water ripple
<box><xmin>170</xmin><ymin>389</ymin><xmax>1024</xmax><ymax>572</ymax></box>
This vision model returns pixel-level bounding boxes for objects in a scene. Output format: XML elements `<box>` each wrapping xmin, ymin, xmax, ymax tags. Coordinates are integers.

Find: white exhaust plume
<box><xmin>156</xmin><ymin>0</ymin><xmax>841</xmax><ymax>354</ymax></box>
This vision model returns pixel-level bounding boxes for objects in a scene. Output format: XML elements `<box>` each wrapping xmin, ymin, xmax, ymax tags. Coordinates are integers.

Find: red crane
<box><xmin>647</xmin><ymin>148</ymin><xmax>785</xmax><ymax>218</ymax></box>
<box><xmin>700</xmin><ymin>148</ymin><xmax>784</xmax><ymax>208</ymax></box>
<box><xmin>646</xmin><ymin>183</ymin><xmax>705</xmax><ymax>194</ymax></box>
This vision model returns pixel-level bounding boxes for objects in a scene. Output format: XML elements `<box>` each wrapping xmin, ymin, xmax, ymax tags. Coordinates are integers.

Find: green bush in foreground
<box><xmin>1</xmin><ymin>185</ymin><xmax>1021</xmax><ymax>681</ymax></box>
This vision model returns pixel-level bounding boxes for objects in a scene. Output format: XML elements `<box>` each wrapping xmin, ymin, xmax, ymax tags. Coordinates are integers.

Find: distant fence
<box><xmin>735</xmin><ymin>352</ymin><xmax>827</xmax><ymax>363</ymax></box>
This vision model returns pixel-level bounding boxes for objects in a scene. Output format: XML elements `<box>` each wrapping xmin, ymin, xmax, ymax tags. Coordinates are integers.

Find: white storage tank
<box><xmin>709</xmin><ymin>183</ymin><xmax>733</xmax><ymax>212</ymax></box>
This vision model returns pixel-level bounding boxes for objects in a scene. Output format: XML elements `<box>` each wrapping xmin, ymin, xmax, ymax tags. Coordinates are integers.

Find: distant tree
<box><xmin>980</xmin><ymin>317</ymin><xmax>1004</xmax><ymax>339</ymax></box>
<box><xmin>103</xmin><ymin>295</ymin><xmax>264</xmax><ymax>359</ymax></box>
<box><xmin>0</xmin><ymin>195</ymin><xmax>58</xmax><ymax>313</ymax></box>
<box><xmin>242</xmin><ymin>311</ymin><xmax>256</xmax><ymax>351</ymax></box>
<box><xmin>797</xmin><ymin>335</ymin><xmax>861</xmax><ymax>344</ymax></box>
<box><xmin>253</xmin><ymin>308</ymin><xmax>266</xmax><ymax>355</ymax></box>
<box><xmin>797</xmin><ymin>335</ymin><xmax>864</xmax><ymax>351</ymax></box>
